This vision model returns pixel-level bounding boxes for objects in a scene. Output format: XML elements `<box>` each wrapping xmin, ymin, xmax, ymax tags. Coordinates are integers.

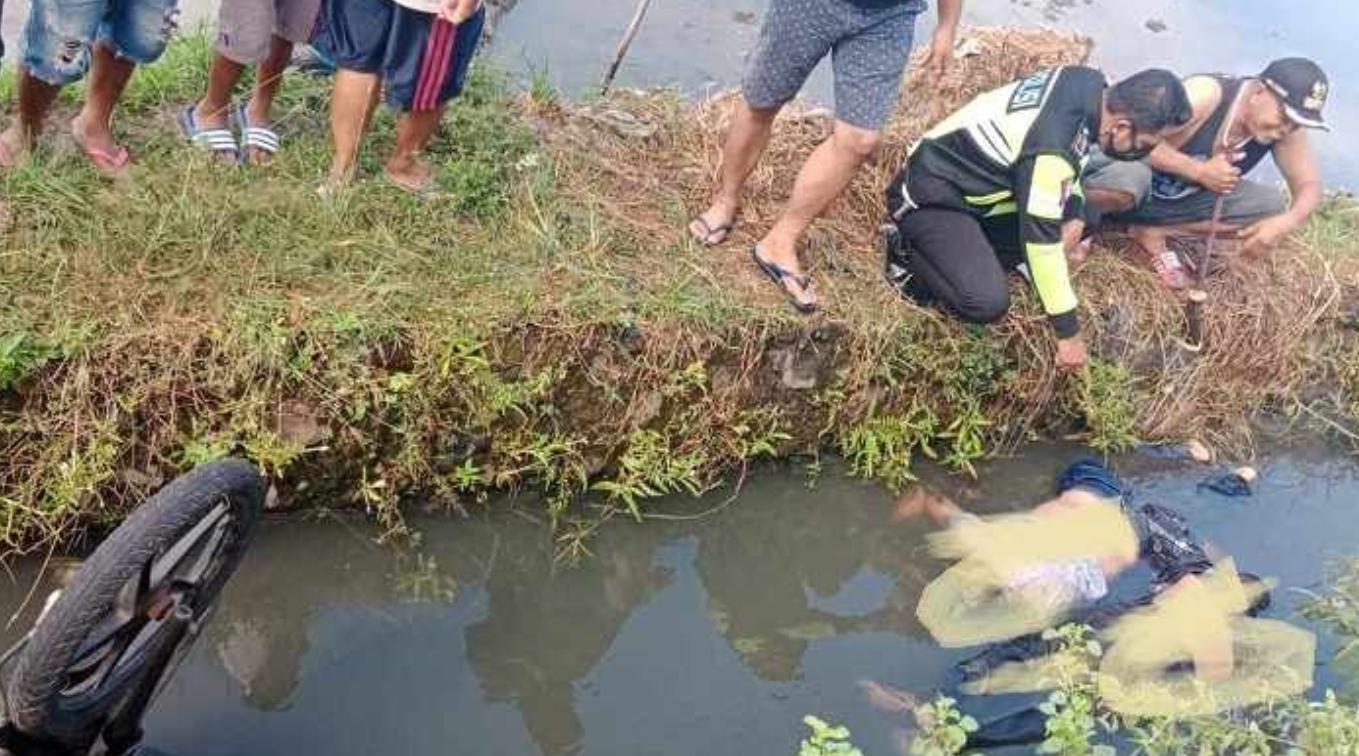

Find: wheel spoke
<box><xmin>57</xmin><ymin>498</ymin><xmax>237</xmax><ymax>702</ymax></box>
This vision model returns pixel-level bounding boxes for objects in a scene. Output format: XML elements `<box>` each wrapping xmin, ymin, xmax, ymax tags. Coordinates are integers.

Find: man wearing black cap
<box><xmin>1082</xmin><ymin>58</ymin><xmax>1330</xmax><ymax>288</ymax></box>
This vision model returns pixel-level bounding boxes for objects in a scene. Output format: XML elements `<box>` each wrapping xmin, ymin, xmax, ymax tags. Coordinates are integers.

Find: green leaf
<box><xmin>960</xmin><ymin>715</ymin><xmax>979</xmax><ymax>733</ymax></box>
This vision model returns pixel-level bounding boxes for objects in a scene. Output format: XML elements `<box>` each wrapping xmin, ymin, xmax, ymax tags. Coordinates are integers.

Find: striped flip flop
<box><xmin>234</xmin><ymin>102</ymin><xmax>281</xmax><ymax>165</ymax></box>
<box><xmin>177</xmin><ymin>105</ymin><xmax>238</xmax><ymax>162</ymax></box>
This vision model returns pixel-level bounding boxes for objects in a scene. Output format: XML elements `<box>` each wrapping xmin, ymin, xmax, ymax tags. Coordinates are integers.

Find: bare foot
<box><xmin>193</xmin><ymin>98</ymin><xmax>231</xmax><ymax>132</ymax></box>
<box><xmin>0</xmin><ymin>123</ymin><xmax>33</xmax><ymax>169</ymax></box>
<box><xmin>891</xmin><ymin>487</ymin><xmax>953</xmax><ymax>525</ymax></box>
<box><xmin>384</xmin><ymin>152</ymin><xmax>436</xmax><ymax>194</ymax></box>
<box><xmin>689</xmin><ymin>199</ymin><xmax>739</xmax><ymax>245</ymax></box>
<box><xmin>72</xmin><ymin>112</ymin><xmax>120</xmax><ymax>163</ymax></box>
<box><xmin>891</xmin><ymin>489</ymin><xmax>931</xmax><ymax>523</ymax></box>
<box><xmin>859</xmin><ymin>679</ymin><xmax>919</xmax><ymax>714</ymax></box>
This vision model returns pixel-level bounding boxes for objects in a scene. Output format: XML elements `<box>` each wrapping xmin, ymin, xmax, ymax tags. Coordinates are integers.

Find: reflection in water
<box><xmin>461</xmin><ymin>527</ymin><xmax>671</xmax><ymax>755</ymax></box>
<box><xmin>1</xmin><ymin>447</ymin><xmax>1355</xmax><ymax>756</ymax></box>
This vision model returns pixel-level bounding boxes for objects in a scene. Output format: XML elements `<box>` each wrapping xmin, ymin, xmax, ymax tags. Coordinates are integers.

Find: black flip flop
<box><xmin>689</xmin><ymin>215</ymin><xmax>736</xmax><ymax>246</ymax></box>
<box><xmin>750</xmin><ymin>244</ymin><xmax>818</xmax><ymax>314</ymax></box>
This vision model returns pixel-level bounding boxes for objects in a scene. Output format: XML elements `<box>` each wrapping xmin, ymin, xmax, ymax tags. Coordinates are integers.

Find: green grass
<box><xmin>1</xmin><ymin>34</ymin><xmax>1356</xmax><ymax>552</ymax></box>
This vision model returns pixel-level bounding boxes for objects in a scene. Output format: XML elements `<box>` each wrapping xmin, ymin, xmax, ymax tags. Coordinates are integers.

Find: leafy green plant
<box><xmin>909</xmin><ymin>696</ymin><xmax>978</xmax><ymax>756</ymax></box>
<box><xmin>594</xmin><ymin>429</ymin><xmax>707</xmax><ymax>521</ymax></box>
<box><xmin>0</xmin><ymin>332</ymin><xmax>55</xmax><ymax>391</ymax></box>
<box><xmin>798</xmin><ymin>715</ymin><xmax>864</xmax><ymax>756</ymax></box>
<box><xmin>730</xmin><ymin>407</ymin><xmax>792</xmax><ymax>460</ymax></box>
<box><xmin>1034</xmin><ymin>624</ymin><xmax>1113</xmax><ymax>756</ymax></box>
<box><xmin>450</xmin><ymin>458</ymin><xmax>485</xmax><ymax>493</ymax></box>
<box><xmin>939</xmin><ymin>399</ymin><xmax>990</xmax><ymax>477</ymax></box>
<box><xmin>1293</xmin><ymin>690</ymin><xmax>1359</xmax><ymax>755</ymax></box>
<box><xmin>840</xmin><ymin>405</ymin><xmax>939</xmax><ymax>491</ymax></box>
<box><xmin>178</xmin><ymin>434</ymin><xmax>237</xmax><ymax>467</ymax></box>
<box><xmin>663</xmin><ymin>360</ymin><xmax>709</xmax><ymax>398</ymax></box>
<box><xmin>1075</xmin><ymin>360</ymin><xmax>1142</xmax><ymax>454</ymax></box>
<box><xmin>1038</xmin><ymin>689</ymin><xmax>1113</xmax><ymax>756</ymax></box>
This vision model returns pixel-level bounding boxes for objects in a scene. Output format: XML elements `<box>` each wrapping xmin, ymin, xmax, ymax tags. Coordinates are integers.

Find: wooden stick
<box><xmin>601</xmin><ymin>0</ymin><xmax>655</xmax><ymax>95</ymax></box>
<box><xmin>1182</xmin><ymin>83</ymin><xmax>1250</xmax><ymax>352</ymax></box>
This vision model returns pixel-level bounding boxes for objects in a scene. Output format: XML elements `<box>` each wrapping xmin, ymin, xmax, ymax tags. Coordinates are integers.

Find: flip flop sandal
<box><xmin>234</xmin><ymin>102</ymin><xmax>280</xmax><ymax>164</ymax></box>
<box><xmin>750</xmin><ymin>244</ymin><xmax>818</xmax><ymax>314</ymax></box>
<box><xmin>689</xmin><ymin>214</ymin><xmax>736</xmax><ymax>246</ymax></box>
<box><xmin>177</xmin><ymin>105</ymin><xmax>238</xmax><ymax>162</ymax></box>
<box><xmin>71</xmin><ymin>118</ymin><xmax>132</xmax><ymax>177</ymax></box>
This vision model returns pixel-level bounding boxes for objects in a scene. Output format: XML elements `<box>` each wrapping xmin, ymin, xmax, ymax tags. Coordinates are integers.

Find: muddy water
<box><xmin>3</xmin><ymin>443</ymin><xmax>1357</xmax><ymax>755</ymax></box>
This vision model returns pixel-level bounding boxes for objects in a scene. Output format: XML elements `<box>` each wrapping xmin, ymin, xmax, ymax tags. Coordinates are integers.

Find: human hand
<box><xmin>921</xmin><ymin>26</ymin><xmax>956</xmax><ymax>81</ymax></box>
<box><xmin>1055</xmin><ymin>335</ymin><xmax>1088</xmax><ymax>371</ymax></box>
<box><xmin>440</xmin><ymin>0</ymin><xmax>480</xmax><ymax>23</ymax></box>
<box><xmin>1062</xmin><ymin>219</ymin><xmax>1088</xmax><ymax>265</ymax></box>
<box><xmin>1195</xmin><ymin>152</ymin><xmax>1243</xmax><ymax>194</ymax></box>
<box><xmin>1238</xmin><ymin>214</ymin><xmax>1295</xmax><ymax>259</ymax></box>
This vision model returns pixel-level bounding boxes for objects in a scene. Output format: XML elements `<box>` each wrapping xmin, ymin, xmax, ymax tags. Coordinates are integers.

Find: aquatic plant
<box><xmin>908</xmin><ymin>696</ymin><xmax>978</xmax><ymax>756</ymax></box>
<box><xmin>798</xmin><ymin>715</ymin><xmax>865</xmax><ymax>756</ymax></box>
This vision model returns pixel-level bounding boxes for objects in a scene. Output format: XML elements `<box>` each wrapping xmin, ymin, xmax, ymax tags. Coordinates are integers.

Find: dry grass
<box><xmin>0</xmin><ymin>28</ymin><xmax>1354</xmax><ymax>553</ymax></box>
<box><xmin>545</xmin><ymin>26</ymin><xmax>1351</xmax><ymax>455</ymax></box>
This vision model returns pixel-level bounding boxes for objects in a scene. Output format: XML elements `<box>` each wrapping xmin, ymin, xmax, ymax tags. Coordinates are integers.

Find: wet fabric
<box><xmin>1004</xmin><ymin>558</ymin><xmax>1109</xmax><ymax>611</ymax></box>
<box><xmin>1200</xmin><ymin>471</ymin><xmax>1254</xmax><ymax>497</ymax></box>
<box><xmin>1056</xmin><ymin>458</ymin><xmax>1127</xmax><ymax>499</ymax></box>
<box><xmin>1136</xmin><ymin>502</ymin><xmax>1215</xmax><ymax>586</ymax></box>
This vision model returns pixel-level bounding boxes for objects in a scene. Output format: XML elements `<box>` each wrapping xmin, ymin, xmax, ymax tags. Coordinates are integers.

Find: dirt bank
<box><xmin>1</xmin><ymin>28</ymin><xmax>1355</xmax><ymax>555</ymax></box>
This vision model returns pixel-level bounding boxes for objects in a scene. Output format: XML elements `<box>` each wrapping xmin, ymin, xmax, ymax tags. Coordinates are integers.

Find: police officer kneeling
<box><xmin>885</xmin><ymin>66</ymin><xmax>1193</xmax><ymax>369</ymax></box>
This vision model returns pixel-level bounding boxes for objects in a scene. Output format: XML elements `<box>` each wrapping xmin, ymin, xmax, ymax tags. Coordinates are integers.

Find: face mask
<box><xmin>1104</xmin><ymin>124</ymin><xmax>1153</xmax><ymax>161</ymax></box>
<box><xmin>1105</xmin><ymin>143</ymin><xmax>1154</xmax><ymax>161</ymax></box>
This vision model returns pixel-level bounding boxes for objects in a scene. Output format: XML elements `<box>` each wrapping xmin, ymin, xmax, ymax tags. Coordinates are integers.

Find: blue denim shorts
<box><xmin>22</xmin><ymin>0</ymin><xmax>180</xmax><ymax>86</ymax></box>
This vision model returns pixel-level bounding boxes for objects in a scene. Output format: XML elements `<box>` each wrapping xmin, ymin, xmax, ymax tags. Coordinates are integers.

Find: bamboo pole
<box><xmin>601</xmin><ymin>0</ymin><xmax>655</xmax><ymax>95</ymax></box>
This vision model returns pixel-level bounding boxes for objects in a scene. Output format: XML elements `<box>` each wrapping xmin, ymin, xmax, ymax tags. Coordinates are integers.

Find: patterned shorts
<box><xmin>742</xmin><ymin>0</ymin><xmax>927</xmax><ymax>130</ymax></box>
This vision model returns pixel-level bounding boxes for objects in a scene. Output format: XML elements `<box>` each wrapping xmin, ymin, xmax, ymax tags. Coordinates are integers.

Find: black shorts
<box><xmin>311</xmin><ymin>0</ymin><xmax>485</xmax><ymax>112</ymax></box>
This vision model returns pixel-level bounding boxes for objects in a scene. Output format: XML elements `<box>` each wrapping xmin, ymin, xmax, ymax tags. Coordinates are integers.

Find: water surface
<box><xmin>4</xmin><ymin>443</ymin><xmax>1357</xmax><ymax>755</ymax></box>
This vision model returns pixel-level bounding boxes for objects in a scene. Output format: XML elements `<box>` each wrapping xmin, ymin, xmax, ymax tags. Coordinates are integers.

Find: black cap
<box><xmin>1261</xmin><ymin>57</ymin><xmax>1330</xmax><ymax>131</ymax></box>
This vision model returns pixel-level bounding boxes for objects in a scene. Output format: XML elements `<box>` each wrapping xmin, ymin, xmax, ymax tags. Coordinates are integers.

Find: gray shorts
<box><xmin>1082</xmin><ymin>149</ymin><xmax>1287</xmax><ymax>228</ymax></box>
<box><xmin>217</xmin><ymin>0</ymin><xmax>322</xmax><ymax>64</ymax></box>
<box><xmin>743</xmin><ymin>0</ymin><xmax>927</xmax><ymax>131</ymax></box>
